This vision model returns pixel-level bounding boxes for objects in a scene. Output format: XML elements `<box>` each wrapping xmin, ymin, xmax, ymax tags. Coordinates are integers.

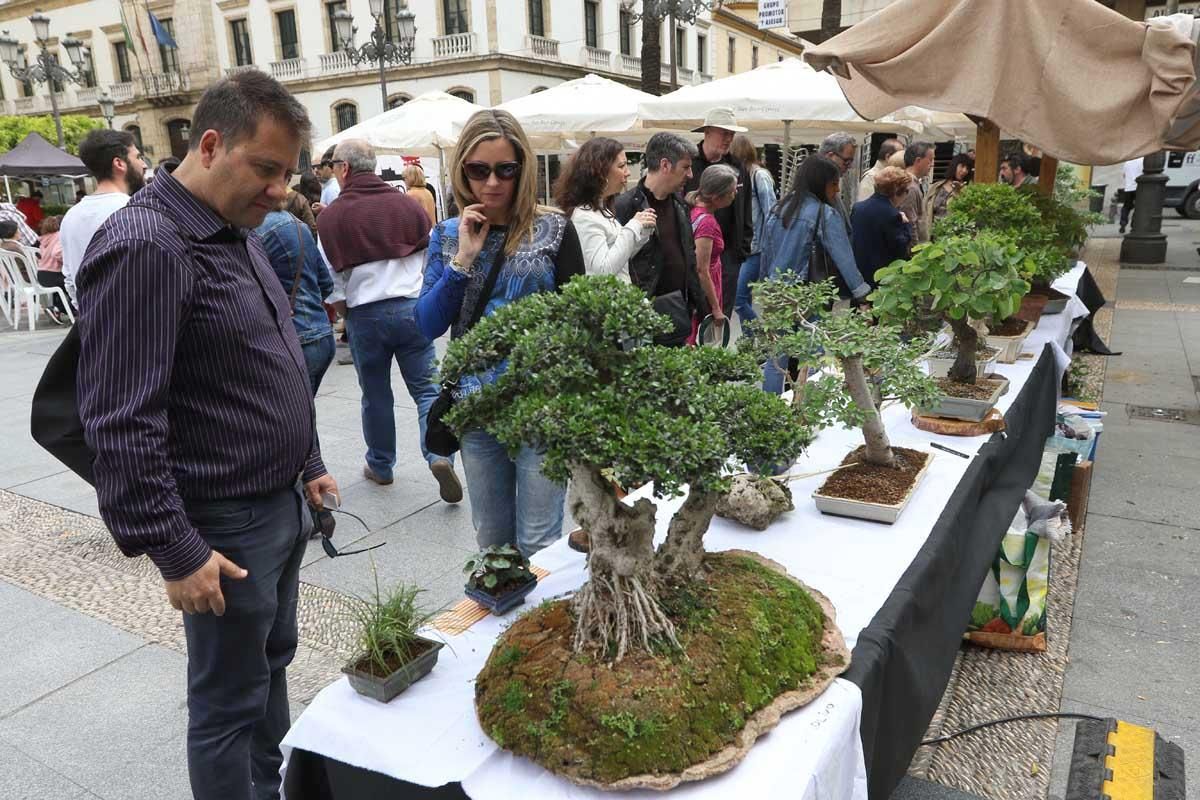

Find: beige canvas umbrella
<box><xmin>804</xmin><ymin>0</ymin><xmax>1200</xmax><ymax>178</ymax></box>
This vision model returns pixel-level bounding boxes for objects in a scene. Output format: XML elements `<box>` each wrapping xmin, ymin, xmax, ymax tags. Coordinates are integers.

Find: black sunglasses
<box><xmin>310</xmin><ymin>504</ymin><xmax>385</xmax><ymax>558</ymax></box>
<box><xmin>463</xmin><ymin>160</ymin><xmax>521</xmax><ymax>181</ymax></box>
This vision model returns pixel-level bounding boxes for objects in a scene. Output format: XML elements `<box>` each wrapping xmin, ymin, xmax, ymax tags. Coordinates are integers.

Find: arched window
<box><xmin>334</xmin><ymin>101</ymin><xmax>359</xmax><ymax>132</ymax></box>
<box><xmin>447</xmin><ymin>87</ymin><xmax>475</xmax><ymax>103</ymax></box>
<box><xmin>387</xmin><ymin>93</ymin><xmax>411</xmax><ymax>109</ymax></box>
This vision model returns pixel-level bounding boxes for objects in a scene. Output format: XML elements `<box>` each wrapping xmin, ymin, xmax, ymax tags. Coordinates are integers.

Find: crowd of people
<box><xmin>12</xmin><ymin>65</ymin><xmax>1049</xmax><ymax>800</ymax></box>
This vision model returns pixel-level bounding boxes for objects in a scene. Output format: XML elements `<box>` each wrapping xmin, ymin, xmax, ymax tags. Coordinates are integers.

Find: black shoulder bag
<box><xmin>29</xmin><ymin>203</ymin><xmax>195</xmax><ymax>486</ymax></box>
<box><xmin>424</xmin><ymin>233</ymin><xmax>509</xmax><ymax>458</ymax></box>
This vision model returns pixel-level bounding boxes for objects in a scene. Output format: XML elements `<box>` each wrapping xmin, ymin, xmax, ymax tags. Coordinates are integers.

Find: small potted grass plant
<box><xmin>343</xmin><ymin>576</ymin><xmax>444</xmax><ymax>703</ymax></box>
<box><xmin>463</xmin><ymin>543</ymin><xmax>538</xmax><ymax>615</ymax></box>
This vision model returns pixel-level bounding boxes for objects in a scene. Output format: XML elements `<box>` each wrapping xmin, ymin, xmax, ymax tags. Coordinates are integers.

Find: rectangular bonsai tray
<box><xmin>812</xmin><ymin>454</ymin><xmax>933</xmax><ymax>525</ymax></box>
<box><xmin>343</xmin><ymin>636</ymin><xmax>445</xmax><ymax>703</ymax></box>
<box><xmin>920</xmin><ymin>379</ymin><xmax>1006</xmax><ymax>422</ymax></box>
<box><xmin>984</xmin><ymin>321</ymin><xmax>1032</xmax><ymax>364</ymax></box>
<box><xmin>924</xmin><ymin>348</ymin><xmax>1000</xmax><ymax>379</ymax></box>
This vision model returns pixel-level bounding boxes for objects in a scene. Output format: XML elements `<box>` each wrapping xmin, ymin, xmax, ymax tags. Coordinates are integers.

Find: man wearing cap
<box><xmin>684</xmin><ymin>107</ymin><xmax>753</xmax><ymax>319</ymax></box>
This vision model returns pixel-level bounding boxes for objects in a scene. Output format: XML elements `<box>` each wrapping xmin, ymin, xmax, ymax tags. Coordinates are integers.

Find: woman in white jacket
<box><xmin>555</xmin><ymin>137</ymin><xmax>657</xmax><ymax>282</ymax></box>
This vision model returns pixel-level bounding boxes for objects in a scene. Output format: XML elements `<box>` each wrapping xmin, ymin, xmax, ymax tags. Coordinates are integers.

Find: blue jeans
<box><xmin>763</xmin><ymin>356</ymin><xmax>788</xmax><ymax>396</ymax></box>
<box><xmin>182</xmin><ymin>485</ymin><xmax>310</xmax><ymax>800</ymax></box>
<box><xmin>300</xmin><ymin>334</ymin><xmax>335</xmax><ymax>396</ymax></box>
<box><xmin>460</xmin><ymin>428</ymin><xmax>565</xmax><ymax>557</ymax></box>
<box><xmin>735</xmin><ymin>253</ymin><xmax>761</xmax><ymax>325</ymax></box>
<box><xmin>346</xmin><ymin>297</ymin><xmax>446</xmax><ymax>478</ymax></box>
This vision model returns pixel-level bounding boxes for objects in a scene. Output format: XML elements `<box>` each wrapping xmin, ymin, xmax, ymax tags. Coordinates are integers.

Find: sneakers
<box><xmin>430</xmin><ymin>460</ymin><xmax>463</xmax><ymax>504</ymax></box>
<box><xmin>362</xmin><ymin>465</ymin><xmax>393</xmax><ymax>486</ymax></box>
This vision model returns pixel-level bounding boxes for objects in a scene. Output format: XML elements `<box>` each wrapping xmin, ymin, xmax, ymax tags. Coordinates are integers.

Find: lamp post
<box><xmin>0</xmin><ymin>14</ymin><xmax>88</xmax><ymax>148</ymax></box>
<box><xmin>97</xmin><ymin>88</ymin><xmax>115</xmax><ymax>128</ymax></box>
<box><xmin>620</xmin><ymin>0</ymin><xmax>717</xmax><ymax>90</ymax></box>
<box><xmin>334</xmin><ymin>0</ymin><xmax>417</xmax><ymax>112</ymax></box>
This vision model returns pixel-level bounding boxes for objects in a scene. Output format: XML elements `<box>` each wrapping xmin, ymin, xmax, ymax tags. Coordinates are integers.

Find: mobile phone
<box><xmin>321</xmin><ymin>491</ymin><xmax>341</xmax><ymax>510</ymax></box>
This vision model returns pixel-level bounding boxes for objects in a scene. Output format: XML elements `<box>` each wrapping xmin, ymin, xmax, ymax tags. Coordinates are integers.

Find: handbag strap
<box><xmin>288</xmin><ymin>220</ymin><xmax>306</xmax><ymax>312</ymax></box>
<box><xmin>464</xmin><ymin>228</ymin><xmax>511</xmax><ymax>332</ymax></box>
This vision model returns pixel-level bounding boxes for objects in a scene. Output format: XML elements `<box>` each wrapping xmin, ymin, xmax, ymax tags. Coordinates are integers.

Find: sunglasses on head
<box><xmin>463</xmin><ymin>160</ymin><xmax>521</xmax><ymax>181</ymax></box>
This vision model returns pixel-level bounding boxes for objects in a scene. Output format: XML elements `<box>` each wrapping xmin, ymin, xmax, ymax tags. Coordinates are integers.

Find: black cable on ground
<box><xmin>920</xmin><ymin>712</ymin><xmax>1107</xmax><ymax>746</ymax></box>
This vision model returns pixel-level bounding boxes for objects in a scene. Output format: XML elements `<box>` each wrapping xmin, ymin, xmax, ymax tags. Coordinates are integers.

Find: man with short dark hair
<box><xmin>317</xmin><ymin>138</ymin><xmax>462</xmax><ymax>501</ymax></box>
<box><xmin>615</xmin><ymin>132</ymin><xmax>707</xmax><ymax>346</ymax></box>
<box><xmin>315</xmin><ymin>144</ymin><xmax>340</xmax><ymax>210</ymax></box>
<box><xmin>61</xmin><ymin>128</ymin><xmax>144</xmax><ymax>303</ymax></box>
<box><xmin>76</xmin><ymin>70</ymin><xmax>339</xmax><ymax>800</ymax></box>
<box><xmin>684</xmin><ymin>108</ymin><xmax>752</xmax><ymax>319</ymax></box>
<box><xmin>899</xmin><ymin>141</ymin><xmax>935</xmax><ymax>243</ymax></box>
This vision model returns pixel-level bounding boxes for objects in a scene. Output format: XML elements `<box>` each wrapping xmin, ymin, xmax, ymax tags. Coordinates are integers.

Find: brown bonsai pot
<box><xmin>1015</xmin><ymin>293</ymin><xmax>1049</xmax><ymax>324</ymax></box>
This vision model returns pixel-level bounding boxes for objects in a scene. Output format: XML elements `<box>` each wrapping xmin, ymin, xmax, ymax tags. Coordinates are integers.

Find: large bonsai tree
<box><xmin>440</xmin><ymin>276</ymin><xmax>810</xmax><ymax>660</ymax></box>
<box><xmin>871</xmin><ymin>233</ymin><xmax>1031</xmax><ymax>385</ymax></box>
<box><xmin>742</xmin><ymin>278</ymin><xmax>940</xmax><ymax>468</ymax></box>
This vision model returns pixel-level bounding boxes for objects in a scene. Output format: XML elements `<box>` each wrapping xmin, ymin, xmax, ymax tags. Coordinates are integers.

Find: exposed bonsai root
<box><xmin>572</xmin><ymin>571</ymin><xmax>680</xmax><ymax>661</ymax></box>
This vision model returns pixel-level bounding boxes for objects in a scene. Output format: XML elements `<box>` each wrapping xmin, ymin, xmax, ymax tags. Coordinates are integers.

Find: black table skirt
<box><xmin>285</xmin><ymin>346</ymin><xmax>1060</xmax><ymax>800</ymax></box>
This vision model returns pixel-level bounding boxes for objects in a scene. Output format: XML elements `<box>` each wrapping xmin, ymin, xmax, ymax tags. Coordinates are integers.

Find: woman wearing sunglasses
<box><xmin>416</xmin><ymin>109</ymin><xmax>585</xmax><ymax>557</ymax></box>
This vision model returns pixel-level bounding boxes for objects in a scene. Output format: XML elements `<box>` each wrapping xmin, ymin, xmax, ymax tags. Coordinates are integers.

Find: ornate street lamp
<box><xmin>335</xmin><ymin>2</ymin><xmax>417</xmax><ymax>111</ymax></box>
<box><xmin>619</xmin><ymin>0</ymin><xmax>720</xmax><ymax>90</ymax></box>
<box><xmin>97</xmin><ymin>88</ymin><xmax>115</xmax><ymax>128</ymax></box>
<box><xmin>0</xmin><ymin>15</ymin><xmax>88</xmax><ymax>148</ymax></box>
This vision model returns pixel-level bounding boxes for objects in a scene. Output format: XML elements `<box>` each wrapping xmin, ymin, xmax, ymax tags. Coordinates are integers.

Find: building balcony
<box><xmin>432</xmin><ymin>32</ymin><xmax>476</xmax><ymax>60</ymax></box>
<box><xmin>74</xmin><ymin>86</ymin><xmax>99</xmax><ymax>106</ymax></box>
<box><xmin>142</xmin><ymin>71</ymin><xmax>188</xmax><ymax>98</ymax></box>
<box><xmin>269</xmin><ymin>58</ymin><xmax>305</xmax><ymax>82</ymax></box>
<box><xmin>225</xmin><ymin>64</ymin><xmax>258</xmax><ymax>77</ymax></box>
<box><xmin>110</xmin><ymin>82</ymin><xmax>134</xmax><ymax>102</ymax></box>
<box><xmin>525</xmin><ymin>34</ymin><xmax>559</xmax><ymax>60</ymax></box>
<box><xmin>319</xmin><ymin>51</ymin><xmax>358</xmax><ymax>75</ymax></box>
<box><xmin>13</xmin><ymin>96</ymin><xmax>39</xmax><ymax>114</ymax></box>
<box><xmin>580</xmin><ymin>45</ymin><xmax>611</xmax><ymax>71</ymax></box>
<box><xmin>618</xmin><ymin>52</ymin><xmax>641</xmax><ymax>76</ymax></box>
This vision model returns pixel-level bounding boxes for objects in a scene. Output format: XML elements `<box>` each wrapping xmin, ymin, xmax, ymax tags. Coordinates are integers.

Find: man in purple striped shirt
<box><xmin>76</xmin><ymin>71</ymin><xmax>339</xmax><ymax>800</ymax></box>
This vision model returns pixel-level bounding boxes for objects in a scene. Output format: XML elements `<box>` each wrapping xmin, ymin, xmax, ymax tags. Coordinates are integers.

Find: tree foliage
<box><xmin>742</xmin><ymin>278</ymin><xmax>939</xmax><ymax>466</ymax></box>
<box><xmin>871</xmin><ymin>234</ymin><xmax>1030</xmax><ymax>384</ymax></box>
<box><xmin>441</xmin><ymin>275</ymin><xmax>810</xmax><ymax>497</ymax></box>
<box><xmin>0</xmin><ymin>115</ymin><xmax>104</xmax><ymax>155</ymax></box>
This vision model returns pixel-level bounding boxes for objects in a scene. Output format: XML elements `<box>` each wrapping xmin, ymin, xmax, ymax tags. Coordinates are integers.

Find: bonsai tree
<box><xmin>742</xmin><ymin>278</ymin><xmax>940</xmax><ymax>469</ymax></box>
<box><xmin>439</xmin><ymin>276</ymin><xmax>811</xmax><ymax>660</ymax></box>
<box><xmin>871</xmin><ymin>233</ymin><xmax>1031</xmax><ymax>385</ymax></box>
<box><xmin>464</xmin><ymin>544</ymin><xmax>534</xmax><ymax>595</ymax></box>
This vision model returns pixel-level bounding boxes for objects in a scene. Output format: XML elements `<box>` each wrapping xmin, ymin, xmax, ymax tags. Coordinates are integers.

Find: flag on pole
<box><xmin>147</xmin><ymin>11</ymin><xmax>178</xmax><ymax>49</ymax></box>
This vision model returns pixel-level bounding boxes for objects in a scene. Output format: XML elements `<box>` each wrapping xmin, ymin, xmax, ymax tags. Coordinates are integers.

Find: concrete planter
<box><xmin>344</xmin><ymin>637</ymin><xmax>445</xmax><ymax>703</ymax></box>
<box><xmin>920</xmin><ymin>380</ymin><xmax>1006</xmax><ymax>422</ymax></box>
<box><xmin>985</xmin><ymin>320</ymin><xmax>1032</xmax><ymax>364</ymax></box>
<box><xmin>812</xmin><ymin>454</ymin><xmax>932</xmax><ymax>525</ymax></box>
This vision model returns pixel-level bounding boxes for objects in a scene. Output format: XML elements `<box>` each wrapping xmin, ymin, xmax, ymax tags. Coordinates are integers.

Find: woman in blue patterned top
<box><xmin>417</xmin><ymin>110</ymin><xmax>584</xmax><ymax>556</ymax></box>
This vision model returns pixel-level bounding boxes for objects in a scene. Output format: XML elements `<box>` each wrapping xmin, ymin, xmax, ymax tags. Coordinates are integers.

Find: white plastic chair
<box><xmin>0</xmin><ymin>249</ymin><xmax>74</xmax><ymax>331</ymax></box>
<box><xmin>0</xmin><ymin>252</ymin><xmax>16</xmax><ymax>328</ymax></box>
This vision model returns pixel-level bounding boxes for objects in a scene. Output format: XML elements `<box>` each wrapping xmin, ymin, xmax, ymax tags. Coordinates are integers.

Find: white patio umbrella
<box><xmin>497</xmin><ymin>73</ymin><xmax>659</xmax><ymax>146</ymax></box>
<box><xmin>314</xmin><ymin>90</ymin><xmax>487</xmax><ymax>219</ymax></box>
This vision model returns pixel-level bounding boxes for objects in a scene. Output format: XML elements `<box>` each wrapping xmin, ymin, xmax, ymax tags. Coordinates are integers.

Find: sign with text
<box><xmin>759</xmin><ymin>0</ymin><xmax>788</xmax><ymax>30</ymax></box>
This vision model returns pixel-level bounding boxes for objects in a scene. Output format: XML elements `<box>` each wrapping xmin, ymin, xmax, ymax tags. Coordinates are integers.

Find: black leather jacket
<box><xmin>613</xmin><ymin>178</ymin><xmax>708</xmax><ymax>318</ymax></box>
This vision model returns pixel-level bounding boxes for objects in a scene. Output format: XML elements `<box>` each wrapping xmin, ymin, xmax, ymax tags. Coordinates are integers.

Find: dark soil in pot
<box><xmin>985</xmin><ymin>318</ymin><xmax>1030</xmax><ymax>337</ymax></box>
<box><xmin>935</xmin><ymin>377</ymin><xmax>1005</xmax><ymax>400</ymax></box>
<box><xmin>817</xmin><ymin>446</ymin><xmax>928</xmax><ymax>505</ymax></box>
<box><xmin>349</xmin><ymin>638</ymin><xmax>437</xmax><ymax>678</ymax></box>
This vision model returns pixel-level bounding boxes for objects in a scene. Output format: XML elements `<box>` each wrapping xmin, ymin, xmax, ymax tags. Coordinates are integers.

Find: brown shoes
<box><xmin>567</xmin><ymin>528</ymin><xmax>591</xmax><ymax>553</ymax></box>
<box><xmin>362</xmin><ymin>465</ymin><xmax>393</xmax><ymax>486</ymax></box>
<box><xmin>430</xmin><ymin>460</ymin><xmax>463</xmax><ymax>504</ymax></box>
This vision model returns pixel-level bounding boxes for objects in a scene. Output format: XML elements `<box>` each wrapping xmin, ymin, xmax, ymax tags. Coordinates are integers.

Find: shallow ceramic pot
<box><xmin>984</xmin><ymin>320</ymin><xmax>1032</xmax><ymax>364</ymax></box>
<box><xmin>920</xmin><ymin>379</ymin><xmax>1006</xmax><ymax>422</ymax></box>
<box><xmin>812</xmin><ymin>453</ymin><xmax>933</xmax><ymax>525</ymax></box>
<box><xmin>924</xmin><ymin>347</ymin><xmax>1000</xmax><ymax>379</ymax></box>
<box><xmin>465</xmin><ymin>574</ymin><xmax>538</xmax><ymax>616</ymax></box>
<box><xmin>344</xmin><ymin>636</ymin><xmax>444</xmax><ymax>703</ymax></box>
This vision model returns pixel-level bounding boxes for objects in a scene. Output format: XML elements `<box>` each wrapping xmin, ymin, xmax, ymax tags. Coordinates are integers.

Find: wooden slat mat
<box><xmin>432</xmin><ymin>566</ymin><xmax>551</xmax><ymax>636</ymax></box>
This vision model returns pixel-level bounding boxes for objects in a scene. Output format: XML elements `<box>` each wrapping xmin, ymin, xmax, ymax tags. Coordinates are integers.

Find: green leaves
<box><xmin>464</xmin><ymin>544</ymin><xmax>532</xmax><ymax>594</ymax></box>
<box><xmin>440</xmin><ymin>276</ymin><xmax>810</xmax><ymax>496</ymax></box>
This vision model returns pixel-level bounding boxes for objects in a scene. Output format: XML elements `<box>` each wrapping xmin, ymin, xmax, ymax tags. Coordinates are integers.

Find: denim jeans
<box><xmin>460</xmin><ymin>428</ymin><xmax>565</xmax><ymax>557</ymax></box>
<box><xmin>300</xmin><ymin>334</ymin><xmax>335</xmax><ymax>396</ymax></box>
<box><xmin>346</xmin><ymin>297</ymin><xmax>446</xmax><ymax>479</ymax></box>
<box><xmin>734</xmin><ymin>253</ymin><xmax>761</xmax><ymax>326</ymax></box>
<box><xmin>182</xmin><ymin>485</ymin><xmax>310</xmax><ymax>800</ymax></box>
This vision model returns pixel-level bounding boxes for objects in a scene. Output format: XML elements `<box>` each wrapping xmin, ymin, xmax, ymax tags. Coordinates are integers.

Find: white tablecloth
<box><xmin>280</xmin><ymin>265</ymin><xmax>1091</xmax><ymax>800</ymax></box>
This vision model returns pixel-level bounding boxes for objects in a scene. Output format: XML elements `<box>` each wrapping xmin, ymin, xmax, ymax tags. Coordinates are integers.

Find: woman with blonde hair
<box><xmin>416</xmin><ymin>109</ymin><xmax>585</xmax><ymax>556</ymax></box>
<box><xmin>403</xmin><ymin>164</ymin><xmax>437</xmax><ymax>226</ymax></box>
<box><xmin>686</xmin><ymin>163</ymin><xmax>740</xmax><ymax>337</ymax></box>
<box><xmin>850</xmin><ymin>165</ymin><xmax>914</xmax><ymax>289</ymax></box>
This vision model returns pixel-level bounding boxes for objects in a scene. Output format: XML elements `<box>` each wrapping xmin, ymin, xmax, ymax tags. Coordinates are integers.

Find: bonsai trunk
<box><xmin>842</xmin><ymin>355</ymin><xmax>894</xmax><ymax>468</ymax></box>
<box><xmin>567</xmin><ymin>465</ymin><xmax>679</xmax><ymax>661</ymax></box>
<box><xmin>654</xmin><ymin>489</ymin><xmax>719</xmax><ymax>582</ymax></box>
<box><xmin>948</xmin><ymin>316</ymin><xmax>979</xmax><ymax>385</ymax></box>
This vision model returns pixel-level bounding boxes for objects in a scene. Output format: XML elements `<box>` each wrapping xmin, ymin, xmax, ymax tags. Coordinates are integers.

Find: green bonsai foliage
<box><xmin>439</xmin><ymin>276</ymin><xmax>810</xmax><ymax>660</ymax></box>
<box><xmin>742</xmin><ymin>278</ymin><xmax>939</xmax><ymax>468</ymax></box>
<box><xmin>934</xmin><ymin>182</ymin><xmax>1061</xmax><ymax>284</ymax></box>
<box><xmin>464</xmin><ymin>544</ymin><xmax>534</xmax><ymax>595</ymax></box>
<box><xmin>871</xmin><ymin>233</ymin><xmax>1030</xmax><ymax>385</ymax></box>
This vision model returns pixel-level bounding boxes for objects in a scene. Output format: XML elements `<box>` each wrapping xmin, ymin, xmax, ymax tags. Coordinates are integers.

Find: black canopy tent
<box><xmin>0</xmin><ymin>132</ymin><xmax>86</xmax><ymax>202</ymax></box>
